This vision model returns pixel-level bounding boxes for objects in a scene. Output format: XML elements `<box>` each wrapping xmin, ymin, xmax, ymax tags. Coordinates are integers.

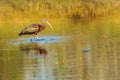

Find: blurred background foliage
<box><xmin>0</xmin><ymin>0</ymin><xmax>120</xmax><ymax>23</ymax></box>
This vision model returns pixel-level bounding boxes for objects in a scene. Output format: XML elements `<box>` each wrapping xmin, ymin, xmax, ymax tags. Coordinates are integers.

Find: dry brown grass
<box><xmin>0</xmin><ymin>0</ymin><xmax>120</xmax><ymax>23</ymax></box>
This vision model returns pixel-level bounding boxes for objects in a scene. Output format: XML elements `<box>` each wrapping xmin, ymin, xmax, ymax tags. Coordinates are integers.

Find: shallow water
<box><xmin>0</xmin><ymin>19</ymin><xmax>120</xmax><ymax>80</ymax></box>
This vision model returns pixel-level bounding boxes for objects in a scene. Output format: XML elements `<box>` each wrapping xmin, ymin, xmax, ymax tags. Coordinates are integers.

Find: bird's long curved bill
<box><xmin>46</xmin><ymin>21</ymin><xmax>54</xmax><ymax>31</ymax></box>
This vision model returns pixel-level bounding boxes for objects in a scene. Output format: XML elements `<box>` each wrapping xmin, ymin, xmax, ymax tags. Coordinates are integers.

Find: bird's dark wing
<box><xmin>19</xmin><ymin>24</ymin><xmax>39</xmax><ymax>36</ymax></box>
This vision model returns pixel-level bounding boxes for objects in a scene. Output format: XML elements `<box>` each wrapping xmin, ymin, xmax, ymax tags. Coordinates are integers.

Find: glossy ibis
<box><xmin>18</xmin><ymin>19</ymin><xmax>53</xmax><ymax>38</ymax></box>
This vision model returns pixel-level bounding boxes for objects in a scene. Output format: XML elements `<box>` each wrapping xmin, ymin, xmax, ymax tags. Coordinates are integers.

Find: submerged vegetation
<box><xmin>0</xmin><ymin>0</ymin><xmax>120</xmax><ymax>23</ymax></box>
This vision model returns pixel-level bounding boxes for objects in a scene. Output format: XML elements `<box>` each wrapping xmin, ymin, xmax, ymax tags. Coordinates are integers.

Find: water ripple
<box><xmin>8</xmin><ymin>36</ymin><xmax>70</xmax><ymax>45</ymax></box>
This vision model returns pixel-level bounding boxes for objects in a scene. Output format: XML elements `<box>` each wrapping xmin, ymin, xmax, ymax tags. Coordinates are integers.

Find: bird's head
<box><xmin>41</xmin><ymin>18</ymin><xmax>46</xmax><ymax>23</ymax></box>
<box><xmin>41</xmin><ymin>19</ymin><xmax>54</xmax><ymax>31</ymax></box>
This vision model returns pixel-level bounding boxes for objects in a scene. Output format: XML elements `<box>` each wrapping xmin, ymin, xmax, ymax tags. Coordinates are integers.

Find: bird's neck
<box><xmin>41</xmin><ymin>22</ymin><xmax>46</xmax><ymax>26</ymax></box>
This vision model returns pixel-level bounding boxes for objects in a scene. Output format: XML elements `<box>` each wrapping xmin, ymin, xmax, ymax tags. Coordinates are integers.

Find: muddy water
<box><xmin>0</xmin><ymin>19</ymin><xmax>120</xmax><ymax>80</ymax></box>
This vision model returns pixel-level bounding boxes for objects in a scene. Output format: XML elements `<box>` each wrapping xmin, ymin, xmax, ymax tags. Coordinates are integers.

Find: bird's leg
<box><xmin>32</xmin><ymin>34</ymin><xmax>36</xmax><ymax>38</ymax></box>
<box><xmin>31</xmin><ymin>34</ymin><xmax>35</xmax><ymax>42</ymax></box>
<box><xmin>36</xmin><ymin>35</ymin><xmax>39</xmax><ymax>39</ymax></box>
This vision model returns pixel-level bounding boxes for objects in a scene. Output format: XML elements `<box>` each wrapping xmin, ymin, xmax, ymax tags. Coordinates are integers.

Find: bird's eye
<box><xmin>42</xmin><ymin>19</ymin><xmax>46</xmax><ymax>22</ymax></box>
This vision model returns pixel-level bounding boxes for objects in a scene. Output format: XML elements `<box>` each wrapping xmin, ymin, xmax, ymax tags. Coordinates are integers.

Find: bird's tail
<box><xmin>18</xmin><ymin>33</ymin><xmax>22</xmax><ymax>36</ymax></box>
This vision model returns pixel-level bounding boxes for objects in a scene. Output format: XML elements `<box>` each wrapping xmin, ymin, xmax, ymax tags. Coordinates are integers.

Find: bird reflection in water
<box><xmin>19</xmin><ymin>43</ymin><xmax>47</xmax><ymax>58</ymax></box>
<box><xmin>19</xmin><ymin>43</ymin><xmax>51</xmax><ymax>80</ymax></box>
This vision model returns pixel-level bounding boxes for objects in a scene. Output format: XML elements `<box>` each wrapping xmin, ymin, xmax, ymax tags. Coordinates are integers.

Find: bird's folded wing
<box><xmin>22</xmin><ymin>27</ymin><xmax>38</xmax><ymax>33</ymax></box>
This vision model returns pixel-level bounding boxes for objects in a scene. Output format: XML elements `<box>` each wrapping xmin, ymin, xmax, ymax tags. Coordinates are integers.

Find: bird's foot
<box><xmin>36</xmin><ymin>35</ymin><xmax>39</xmax><ymax>39</ymax></box>
<box><xmin>36</xmin><ymin>37</ymin><xmax>38</xmax><ymax>39</ymax></box>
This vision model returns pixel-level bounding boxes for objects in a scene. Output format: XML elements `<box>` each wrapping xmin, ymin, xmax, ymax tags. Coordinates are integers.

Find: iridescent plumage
<box><xmin>18</xmin><ymin>24</ymin><xmax>45</xmax><ymax>36</ymax></box>
<box><xmin>18</xmin><ymin>19</ymin><xmax>54</xmax><ymax>38</ymax></box>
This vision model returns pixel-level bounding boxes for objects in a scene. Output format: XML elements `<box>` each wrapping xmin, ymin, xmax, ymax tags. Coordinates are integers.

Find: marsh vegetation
<box><xmin>0</xmin><ymin>0</ymin><xmax>120</xmax><ymax>23</ymax></box>
<box><xmin>0</xmin><ymin>0</ymin><xmax>120</xmax><ymax>80</ymax></box>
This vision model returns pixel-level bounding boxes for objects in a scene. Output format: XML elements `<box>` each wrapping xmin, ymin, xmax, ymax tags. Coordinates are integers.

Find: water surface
<box><xmin>0</xmin><ymin>19</ymin><xmax>120</xmax><ymax>80</ymax></box>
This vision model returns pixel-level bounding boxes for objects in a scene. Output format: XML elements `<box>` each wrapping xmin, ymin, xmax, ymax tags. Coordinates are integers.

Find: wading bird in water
<box><xmin>18</xmin><ymin>19</ymin><xmax>54</xmax><ymax>38</ymax></box>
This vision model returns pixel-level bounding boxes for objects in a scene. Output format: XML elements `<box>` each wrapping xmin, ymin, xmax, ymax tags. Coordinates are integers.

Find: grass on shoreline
<box><xmin>0</xmin><ymin>0</ymin><xmax>120</xmax><ymax>23</ymax></box>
